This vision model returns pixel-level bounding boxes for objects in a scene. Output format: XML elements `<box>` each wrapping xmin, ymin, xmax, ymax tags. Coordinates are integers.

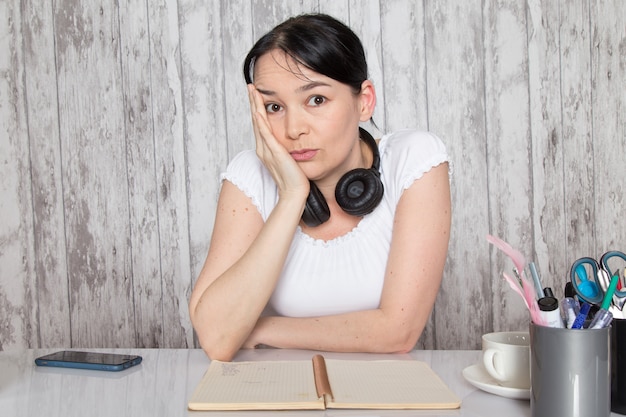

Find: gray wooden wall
<box><xmin>1</xmin><ymin>0</ymin><xmax>624</xmax><ymax>351</ymax></box>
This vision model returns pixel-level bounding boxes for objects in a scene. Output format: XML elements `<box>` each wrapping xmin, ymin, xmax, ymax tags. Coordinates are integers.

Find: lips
<box><xmin>290</xmin><ymin>149</ymin><xmax>318</xmax><ymax>161</ymax></box>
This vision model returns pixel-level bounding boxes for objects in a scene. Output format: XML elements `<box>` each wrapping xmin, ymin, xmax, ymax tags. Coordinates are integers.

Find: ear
<box><xmin>358</xmin><ymin>80</ymin><xmax>376</xmax><ymax>122</ymax></box>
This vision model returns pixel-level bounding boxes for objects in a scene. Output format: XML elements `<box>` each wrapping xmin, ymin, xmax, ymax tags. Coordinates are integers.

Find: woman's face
<box><xmin>252</xmin><ymin>49</ymin><xmax>375</xmax><ymax>187</ymax></box>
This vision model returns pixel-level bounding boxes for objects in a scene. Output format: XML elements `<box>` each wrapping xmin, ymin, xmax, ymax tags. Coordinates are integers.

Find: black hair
<box><xmin>243</xmin><ymin>14</ymin><xmax>368</xmax><ymax>94</ymax></box>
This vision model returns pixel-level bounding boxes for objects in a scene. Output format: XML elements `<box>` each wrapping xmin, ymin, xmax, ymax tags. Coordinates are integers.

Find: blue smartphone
<box><xmin>35</xmin><ymin>350</ymin><xmax>142</xmax><ymax>372</ymax></box>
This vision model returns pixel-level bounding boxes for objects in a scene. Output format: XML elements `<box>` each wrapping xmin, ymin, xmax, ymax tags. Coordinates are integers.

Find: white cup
<box><xmin>482</xmin><ymin>331</ymin><xmax>530</xmax><ymax>388</ymax></box>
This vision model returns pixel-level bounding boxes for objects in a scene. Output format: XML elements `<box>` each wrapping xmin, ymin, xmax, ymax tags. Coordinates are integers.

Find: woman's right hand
<box><xmin>247</xmin><ymin>84</ymin><xmax>310</xmax><ymax>200</ymax></box>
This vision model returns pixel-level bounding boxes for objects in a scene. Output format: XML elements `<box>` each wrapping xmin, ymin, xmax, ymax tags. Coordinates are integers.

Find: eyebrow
<box><xmin>256</xmin><ymin>81</ymin><xmax>332</xmax><ymax>96</ymax></box>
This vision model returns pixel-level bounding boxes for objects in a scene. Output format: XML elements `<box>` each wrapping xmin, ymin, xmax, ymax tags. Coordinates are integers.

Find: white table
<box><xmin>0</xmin><ymin>348</ymin><xmax>614</xmax><ymax>417</ymax></box>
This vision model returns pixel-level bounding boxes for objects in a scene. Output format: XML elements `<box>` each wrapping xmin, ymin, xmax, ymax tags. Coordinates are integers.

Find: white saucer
<box><xmin>462</xmin><ymin>363</ymin><xmax>530</xmax><ymax>400</ymax></box>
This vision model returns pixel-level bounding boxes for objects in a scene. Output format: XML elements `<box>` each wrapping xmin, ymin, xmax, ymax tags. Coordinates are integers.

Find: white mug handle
<box><xmin>483</xmin><ymin>348</ymin><xmax>507</xmax><ymax>381</ymax></box>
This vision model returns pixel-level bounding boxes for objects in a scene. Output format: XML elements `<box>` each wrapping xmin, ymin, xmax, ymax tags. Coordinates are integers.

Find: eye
<box><xmin>265</xmin><ymin>103</ymin><xmax>282</xmax><ymax>113</ymax></box>
<box><xmin>307</xmin><ymin>95</ymin><xmax>326</xmax><ymax>106</ymax></box>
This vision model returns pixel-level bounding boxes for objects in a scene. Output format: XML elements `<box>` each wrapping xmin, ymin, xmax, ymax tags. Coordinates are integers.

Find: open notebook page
<box><xmin>324</xmin><ymin>359</ymin><xmax>461</xmax><ymax>409</ymax></box>
<box><xmin>188</xmin><ymin>360</ymin><xmax>324</xmax><ymax>410</ymax></box>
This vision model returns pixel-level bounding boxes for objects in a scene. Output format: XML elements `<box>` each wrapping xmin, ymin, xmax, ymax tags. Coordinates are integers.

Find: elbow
<box><xmin>189</xmin><ymin>304</ymin><xmax>244</xmax><ymax>362</ymax></box>
<box><xmin>202</xmin><ymin>344</ymin><xmax>238</xmax><ymax>362</ymax></box>
<box><xmin>196</xmin><ymin>331</ymin><xmax>241</xmax><ymax>362</ymax></box>
<box><xmin>193</xmin><ymin>330</ymin><xmax>240</xmax><ymax>362</ymax></box>
<box><xmin>393</xmin><ymin>333</ymin><xmax>420</xmax><ymax>354</ymax></box>
<box><xmin>382</xmin><ymin>325</ymin><xmax>422</xmax><ymax>354</ymax></box>
<box><xmin>396</xmin><ymin>339</ymin><xmax>419</xmax><ymax>353</ymax></box>
<box><xmin>192</xmin><ymin>319</ymin><xmax>240</xmax><ymax>362</ymax></box>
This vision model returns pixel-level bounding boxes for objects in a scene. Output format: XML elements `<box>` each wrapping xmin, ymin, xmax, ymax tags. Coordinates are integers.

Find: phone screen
<box><xmin>35</xmin><ymin>351</ymin><xmax>143</xmax><ymax>371</ymax></box>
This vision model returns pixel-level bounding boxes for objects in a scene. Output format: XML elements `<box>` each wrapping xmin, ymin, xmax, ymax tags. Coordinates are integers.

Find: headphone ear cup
<box><xmin>301</xmin><ymin>181</ymin><xmax>330</xmax><ymax>227</ymax></box>
<box><xmin>335</xmin><ymin>168</ymin><xmax>384</xmax><ymax>216</ymax></box>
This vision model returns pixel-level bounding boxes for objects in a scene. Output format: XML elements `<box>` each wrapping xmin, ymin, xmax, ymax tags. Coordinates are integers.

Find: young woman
<box><xmin>189</xmin><ymin>13</ymin><xmax>451</xmax><ymax>361</ymax></box>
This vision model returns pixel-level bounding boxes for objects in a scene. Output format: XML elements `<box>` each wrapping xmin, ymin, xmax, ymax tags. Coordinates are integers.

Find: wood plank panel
<box><xmin>178</xmin><ymin>0</ymin><xmax>229</xmax><ymax>283</ymax></box>
<box><xmin>526</xmin><ymin>0</ymin><xmax>567</xmax><ymax>294</ymax></box>
<box><xmin>483</xmin><ymin>0</ymin><xmax>534</xmax><ymax>332</ymax></box>
<box><xmin>0</xmin><ymin>0</ymin><xmax>37</xmax><ymax>350</ymax></box>
<box><xmin>53</xmin><ymin>0</ymin><xmax>135</xmax><ymax>347</ymax></box>
<box><xmin>589</xmin><ymin>0</ymin><xmax>626</xmax><ymax>252</ymax></box>
<box><xmin>560</xmin><ymin>0</ymin><xmax>595</xmax><ymax>261</ymax></box>
<box><xmin>380</xmin><ymin>0</ymin><xmax>428</xmax><ymax>132</ymax></box>
<box><xmin>21</xmin><ymin>0</ymin><xmax>71</xmax><ymax>347</ymax></box>
<box><xmin>251</xmin><ymin>0</ymin><xmax>310</xmax><ymax>37</ymax></box>
<box><xmin>424</xmin><ymin>0</ymin><xmax>491</xmax><ymax>349</ymax></box>
<box><xmin>117</xmin><ymin>0</ymin><xmax>164</xmax><ymax>348</ymax></box>
<box><xmin>145</xmin><ymin>0</ymin><xmax>194</xmax><ymax>347</ymax></box>
<box><xmin>117</xmin><ymin>0</ymin><xmax>192</xmax><ymax>348</ymax></box>
<box><xmin>220</xmin><ymin>0</ymin><xmax>255</xmax><ymax>159</ymax></box>
<box><xmin>318</xmin><ymin>0</ymin><xmax>350</xmax><ymax>20</ymax></box>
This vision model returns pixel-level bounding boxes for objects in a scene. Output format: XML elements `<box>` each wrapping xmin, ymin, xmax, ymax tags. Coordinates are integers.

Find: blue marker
<box><xmin>571</xmin><ymin>302</ymin><xmax>591</xmax><ymax>329</ymax></box>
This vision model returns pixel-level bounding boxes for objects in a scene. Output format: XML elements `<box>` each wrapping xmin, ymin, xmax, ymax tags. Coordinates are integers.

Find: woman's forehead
<box><xmin>253</xmin><ymin>50</ymin><xmax>319</xmax><ymax>84</ymax></box>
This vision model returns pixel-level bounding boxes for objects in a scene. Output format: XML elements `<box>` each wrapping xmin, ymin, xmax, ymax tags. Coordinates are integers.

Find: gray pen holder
<box><xmin>612</xmin><ymin>318</ymin><xmax>626</xmax><ymax>414</ymax></box>
<box><xmin>530</xmin><ymin>322</ymin><xmax>610</xmax><ymax>417</ymax></box>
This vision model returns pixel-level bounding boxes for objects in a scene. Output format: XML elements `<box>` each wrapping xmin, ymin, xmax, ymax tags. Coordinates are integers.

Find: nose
<box><xmin>284</xmin><ymin>108</ymin><xmax>308</xmax><ymax>140</ymax></box>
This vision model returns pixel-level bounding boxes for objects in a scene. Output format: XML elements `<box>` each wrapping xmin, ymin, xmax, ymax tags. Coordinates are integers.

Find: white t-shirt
<box><xmin>221</xmin><ymin>129</ymin><xmax>449</xmax><ymax>317</ymax></box>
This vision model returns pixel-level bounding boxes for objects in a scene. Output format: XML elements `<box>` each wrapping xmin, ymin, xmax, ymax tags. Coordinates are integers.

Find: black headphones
<box><xmin>301</xmin><ymin>127</ymin><xmax>384</xmax><ymax>227</ymax></box>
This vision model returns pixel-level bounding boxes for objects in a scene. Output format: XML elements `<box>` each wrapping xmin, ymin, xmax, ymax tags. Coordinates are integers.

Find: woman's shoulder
<box><xmin>221</xmin><ymin>150</ymin><xmax>276</xmax><ymax>219</ymax></box>
<box><xmin>225</xmin><ymin>149</ymin><xmax>262</xmax><ymax>169</ymax></box>
<box><xmin>221</xmin><ymin>149</ymin><xmax>267</xmax><ymax>182</ymax></box>
<box><xmin>379</xmin><ymin>129</ymin><xmax>447</xmax><ymax>157</ymax></box>
<box><xmin>378</xmin><ymin>129</ymin><xmax>450</xmax><ymax>193</ymax></box>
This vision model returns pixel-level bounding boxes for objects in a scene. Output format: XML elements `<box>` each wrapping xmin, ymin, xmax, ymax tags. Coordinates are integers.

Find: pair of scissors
<box><xmin>569</xmin><ymin>251</ymin><xmax>626</xmax><ymax>310</ymax></box>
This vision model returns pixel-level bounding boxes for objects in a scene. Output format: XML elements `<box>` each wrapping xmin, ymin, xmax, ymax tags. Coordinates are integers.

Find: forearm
<box><xmin>247</xmin><ymin>307</ymin><xmax>429</xmax><ymax>354</ymax></box>
<box><xmin>191</xmin><ymin>196</ymin><xmax>305</xmax><ymax>361</ymax></box>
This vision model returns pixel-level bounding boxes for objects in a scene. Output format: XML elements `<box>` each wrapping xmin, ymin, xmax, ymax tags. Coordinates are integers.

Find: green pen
<box><xmin>588</xmin><ymin>273</ymin><xmax>619</xmax><ymax>329</ymax></box>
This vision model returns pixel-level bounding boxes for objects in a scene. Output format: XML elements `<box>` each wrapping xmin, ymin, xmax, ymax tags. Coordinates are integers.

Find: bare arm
<box><xmin>189</xmin><ymin>181</ymin><xmax>306</xmax><ymax>360</ymax></box>
<box><xmin>243</xmin><ymin>162</ymin><xmax>451</xmax><ymax>353</ymax></box>
<box><xmin>189</xmin><ymin>86</ymin><xmax>310</xmax><ymax>361</ymax></box>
